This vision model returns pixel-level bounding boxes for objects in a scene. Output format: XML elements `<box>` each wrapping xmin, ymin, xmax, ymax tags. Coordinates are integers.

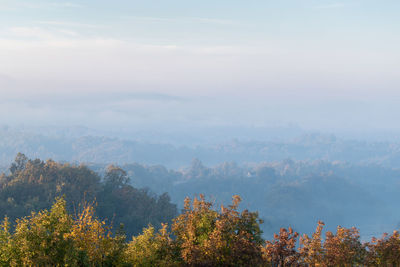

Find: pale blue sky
<box><xmin>0</xmin><ymin>0</ymin><xmax>399</xmax><ymax>133</ymax></box>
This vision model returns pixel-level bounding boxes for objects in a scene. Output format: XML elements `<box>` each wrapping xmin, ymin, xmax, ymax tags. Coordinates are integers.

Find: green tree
<box><xmin>104</xmin><ymin>165</ymin><xmax>129</xmax><ymax>189</ymax></box>
<box><xmin>124</xmin><ymin>223</ymin><xmax>177</xmax><ymax>266</ymax></box>
<box><xmin>0</xmin><ymin>217</ymin><xmax>13</xmax><ymax>266</ymax></box>
<box><xmin>11</xmin><ymin>197</ymin><xmax>77</xmax><ymax>266</ymax></box>
<box><xmin>9</xmin><ymin>153</ymin><xmax>28</xmax><ymax>175</ymax></box>
<box><xmin>0</xmin><ymin>154</ymin><xmax>177</xmax><ymax>238</ymax></box>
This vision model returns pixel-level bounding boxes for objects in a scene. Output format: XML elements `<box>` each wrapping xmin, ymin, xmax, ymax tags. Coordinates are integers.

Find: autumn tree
<box><xmin>365</xmin><ymin>230</ymin><xmax>400</xmax><ymax>266</ymax></box>
<box><xmin>299</xmin><ymin>221</ymin><xmax>325</xmax><ymax>266</ymax></box>
<box><xmin>322</xmin><ymin>226</ymin><xmax>365</xmax><ymax>266</ymax></box>
<box><xmin>172</xmin><ymin>194</ymin><xmax>264</xmax><ymax>266</ymax></box>
<box><xmin>66</xmin><ymin>201</ymin><xmax>126</xmax><ymax>266</ymax></box>
<box><xmin>263</xmin><ymin>227</ymin><xmax>299</xmax><ymax>266</ymax></box>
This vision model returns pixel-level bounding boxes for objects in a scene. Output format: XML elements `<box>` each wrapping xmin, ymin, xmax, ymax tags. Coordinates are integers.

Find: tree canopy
<box><xmin>0</xmin><ymin>154</ymin><xmax>177</xmax><ymax>237</ymax></box>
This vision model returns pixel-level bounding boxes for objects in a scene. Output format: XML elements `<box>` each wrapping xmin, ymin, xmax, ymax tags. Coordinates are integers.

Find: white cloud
<box><xmin>124</xmin><ymin>16</ymin><xmax>239</xmax><ymax>26</ymax></box>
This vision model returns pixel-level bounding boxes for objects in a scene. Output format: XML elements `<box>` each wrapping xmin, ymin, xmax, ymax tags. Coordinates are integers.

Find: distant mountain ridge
<box><xmin>1</xmin><ymin>127</ymin><xmax>400</xmax><ymax>169</ymax></box>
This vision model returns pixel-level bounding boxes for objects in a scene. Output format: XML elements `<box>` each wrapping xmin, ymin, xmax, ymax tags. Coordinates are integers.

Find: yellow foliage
<box><xmin>65</xmin><ymin>202</ymin><xmax>114</xmax><ymax>265</ymax></box>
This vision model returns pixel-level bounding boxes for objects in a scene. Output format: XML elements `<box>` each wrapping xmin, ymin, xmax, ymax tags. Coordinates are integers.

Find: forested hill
<box><xmin>2</xmin><ymin>127</ymin><xmax>400</xmax><ymax>168</ymax></box>
<box><xmin>3</xmin><ymin>194</ymin><xmax>400</xmax><ymax>266</ymax></box>
<box><xmin>92</xmin><ymin>159</ymin><xmax>400</xmax><ymax>238</ymax></box>
<box><xmin>1</xmin><ymin>153</ymin><xmax>400</xmax><ymax>240</ymax></box>
<box><xmin>0</xmin><ymin>156</ymin><xmax>399</xmax><ymax>265</ymax></box>
<box><xmin>0</xmin><ymin>153</ymin><xmax>177</xmax><ymax>237</ymax></box>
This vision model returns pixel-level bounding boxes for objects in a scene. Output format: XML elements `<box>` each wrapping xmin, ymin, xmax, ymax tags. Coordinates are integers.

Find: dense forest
<box><xmin>0</xmin><ymin>193</ymin><xmax>399</xmax><ymax>266</ymax></box>
<box><xmin>89</xmin><ymin>159</ymin><xmax>400</xmax><ymax>238</ymax></box>
<box><xmin>0</xmin><ymin>154</ymin><xmax>398</xmax><ymax>265</ymax></box>
<box><xmin>0</xmin><ymin>153</ymin><xmax>400</xmax><ymax>266</ymax></box>
<box><xmin>0</xmin><ymin>146</ymin><xmax>396</xmax><ymax>267</ymax></box>
<box><xmin>1</xmin><ymin>152</ymin><xmax>400</xmax><ymax>239</ymax></box>
<box><xmin>0</xmin><ymin>153</ymin><xmax>177</xmax><ymax>237</ymax></box>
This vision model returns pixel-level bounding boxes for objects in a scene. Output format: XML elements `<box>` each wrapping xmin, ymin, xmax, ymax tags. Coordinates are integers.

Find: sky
<box><xmin>0</xmin><ymin>0</ymin><xmax>399</xmax><ymax>135</ymax></box>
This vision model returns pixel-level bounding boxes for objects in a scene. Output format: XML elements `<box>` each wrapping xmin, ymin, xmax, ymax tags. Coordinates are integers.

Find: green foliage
<box><xmin>11</xmin><ymin>197</ymin><xmax>76</xmax><ymax>266</ymax></box>
<box><xmin>0</xmin><ymin>194</ymin><xmax>397</xmax><ymax>266</ymax></box>
<box><xmin>1</xmin><ymin>197</ymin><xmax>128</xmax><ymax>266</ymax></box>
<box><xmin>104</xmin><ymin>165</ymin><xmax>130</xmax><ymax>189</ymax></box>
<box><xmin>0</xmin><ymin>154</ymin><xmax>177</xmax><ymax>238</ymax></box>
<box><xmin>1</xmin><ymin>154</ymin><xmax>400</xmax><ymax>266</ymax></box>
<box><xmin>67</xmin><ymin>201</ymin><xmax>126</xmax><ymax>266</ymax></box>
<box><xmin>124</xmin><ymin>224</ymin><xmax>177</xmax><ymax>266</ymax></box>
<box><xmin>0</xmin><ymin>217</ymin><xmax>12</xmax><ymax>266</ymax></box>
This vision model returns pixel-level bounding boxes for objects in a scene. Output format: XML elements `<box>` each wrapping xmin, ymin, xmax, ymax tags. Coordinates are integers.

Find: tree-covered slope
<box><xmin>0</xmin><ymin>153</ymin><xmax>177</xmax><ymax>237</ymax></box>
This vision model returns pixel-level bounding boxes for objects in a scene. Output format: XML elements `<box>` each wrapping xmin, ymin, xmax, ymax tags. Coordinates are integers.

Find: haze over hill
<box><xmin>2</xmin><ymin>125</ymin><xmax>400</xmax><ymax>169</ymax></box>
<box><xmin>1</xmin><ymin>125</ymin><xmax>400</xmax><ymax>239</ymax></box>
<box><xmin>1</xmin><ymin>0</ymin><xmax>400</xmax><ymax>258</ymax></box>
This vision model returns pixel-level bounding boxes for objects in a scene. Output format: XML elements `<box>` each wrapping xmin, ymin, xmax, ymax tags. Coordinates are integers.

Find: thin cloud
<box><xmin>36</xmin><ymin>20</ymin><xmax>106</xmax><ymax>29</ymax></box>
<box><xmin>0</xmin><ymin>73</ymin><xmax>15</xmax><ymax>85</ymax></box>
<box><xmin>8</xmin><ymin>27</ymin><xmax>56</xmax><ymax>39</ymax></box>
<box><xmin>187</xmin><ymin>17</ymin><xmax>239</xmax><ymax>25</ymax></box>
<box><xmin>49</xmin><ymin>2</ymin><xmax>82</xmax><ymax>8</ymax></box>
<box><xmin>125</xmin><ymin>16</ymin><xmax>239</xmax><ymax>26</ymax></box>
<box><xmin>2</xmin><ymin>1</ymin><xmax>82</xmax><ymax>10</ymax></box>
<box><xmin>0</xmin><ymin>90</ymin><xmax>186</xmax><ymax>111</ymax></box>
<box><xmin>6</xmin><ymin>26</ymin><xmax>79</xmax><ymax>40</ymax></box>
<box><xmin>313</xmin><ymin>3</ymin><xmax>349</xmax><ymax>9</ymax></box>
